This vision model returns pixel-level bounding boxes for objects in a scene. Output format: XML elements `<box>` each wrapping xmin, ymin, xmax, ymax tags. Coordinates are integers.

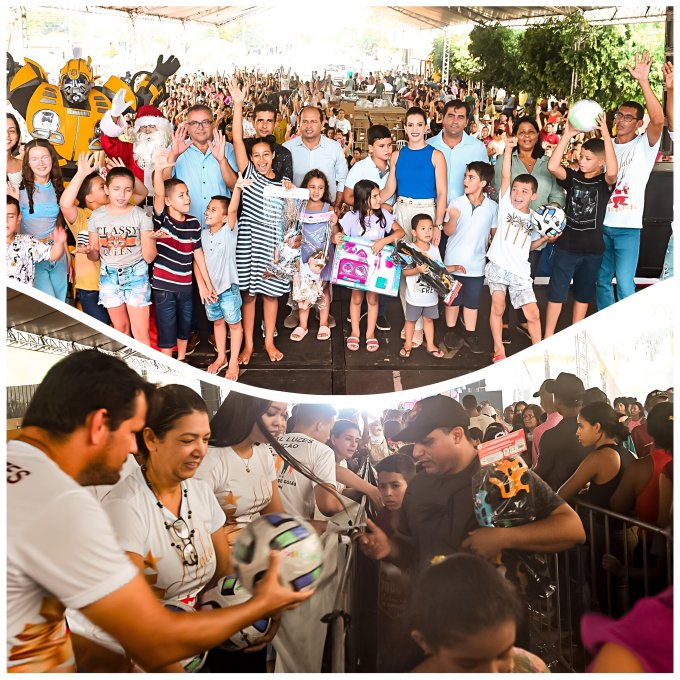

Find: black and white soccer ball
<box><xmin>531</xmin><ymin>202</ymin><xmax>567</xmax><ymax>238</ymax></box>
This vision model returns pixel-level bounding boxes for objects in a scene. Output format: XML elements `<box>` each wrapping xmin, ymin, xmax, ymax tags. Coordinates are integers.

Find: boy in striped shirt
<box><xmin>151</xmin><ymin>150</ymin><xmax>214</xmax><ymax>361</ymax></box>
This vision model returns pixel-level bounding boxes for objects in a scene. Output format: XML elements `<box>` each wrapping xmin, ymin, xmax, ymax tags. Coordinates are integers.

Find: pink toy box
<box><xmin>331</xmin><ymin>236</ymin><xmax>401</xmax><ymax>296</ymax></box>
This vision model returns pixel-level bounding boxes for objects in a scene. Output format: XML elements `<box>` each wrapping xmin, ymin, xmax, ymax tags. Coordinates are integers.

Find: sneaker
<box><xmin>376</xmin><ymin>315</ymin><xmax>391</xmax><ymax>331</ymax></box>
<box><xmin>502</xmin><ymin>327</ymin><xmax>511</xmax><ymax>345</ymax></box>
<box><xmin>442</xmin><ymin>330</ymin><xmax>464</xmax><ymax>353</ymax></box>
<box><xmin>462</xmin><ymin>331</ymin><xmax>486</xmax><ymax>355</ymax></box>
<box><xmin>185</xmin><ymin>332</ymin><xmax>200</xmax><ymax>355</ymax></box>
<box><xmin>261</xmin><ymin>321</ymin><xmax>278</xmax><ymax>338</ymax></box>
<box><xmin>283</xmin><ymin>310</ymin><xmax>299</xmax><ymax>329</ymax></box>
<box><xmin>515</xmin><ymin>323</ymin><xmax>531</xmax><ymax>341</ymax></box>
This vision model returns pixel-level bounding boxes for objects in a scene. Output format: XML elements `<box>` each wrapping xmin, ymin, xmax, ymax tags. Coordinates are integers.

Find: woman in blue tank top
<box><xmin>380</xmin><ymin>107</ymin><xmax>448</xmax><ymax>345</ymax></box>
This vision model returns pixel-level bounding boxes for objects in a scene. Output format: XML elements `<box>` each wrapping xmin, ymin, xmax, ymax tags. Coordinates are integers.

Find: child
<box><xmin>292</xmin><ymin>169</ymin><xmax>338</xmax><ymax>341</ymax></box>
<box><xmin>443</xmin><ymin>161</ymin><xmax>498</xmax><ymax>354</ymax></box>
<box><xmin>374</xmin><ymin>454</ymin><xmax>418</xmax><ymax>672</ymax></box>
<box><xmin>85</xmin><ymin>166</ymin><xmax>160</xmax><ymax>345</ymax></box>
<box><xmin>151</xmin><ymin>149</ymin><xmax>212</xmax><ymax>361</ymax></box>
<box><xmin>6</xmin><ymin>195</ymin><xmax>66</xmax><ymax>286</ymax></box>
<box><xmin>400</xmin><ymin>214</ymin><xmax>462</xmax><ymax>359</ymax></box>
<box><xmin>334</xmin><ymin>179</ymin><xmax>405</xmax><ymax>352</ymax></box>
<box><xmin>196</xmin><ymin>186</ymin><xmax>245</xmax><ymax>381</ymax></box>
<box><xmin>485</xmin><ymin>137</ymin><xmax>556</xmax><ymax>362</ymax></box>
<box><xmin>62</xmin><ymin>152</ymin><xmax>148</xmax><ymax>325</ymax></box>
<box><xmin>544</xmin><ymin>116</ymin><xmax>618</xmax><ymax>337</ymax></box>
<box><xmin>409</xmin><ymin>554</ymin><xmax>549</xmax><ymax>672</ymax></box>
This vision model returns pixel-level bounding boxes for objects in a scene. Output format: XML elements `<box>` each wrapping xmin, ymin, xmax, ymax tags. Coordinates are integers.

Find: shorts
<box><xmin>99</xmin><ymin>259</ymin><xmax>151</xmax><ymax>309</ymax></box>
<box><xmin>153</xmin><ymin>288</ymin><xmax>193</xmax><ymax>348</ymax></box>
<box><xmin>404</xmin><ymin>302</ymin><xmax>439</xmax><ymax>322</ymax></box>
<box><xmin>205</xmin><ymin>284</ymin><xmax>243</xmax><ymax>324</ymax></box>
<box><xmin>485</xmin><ymin>261</ymin><xmax>536</xmax><ymax>309</ymax></box>
<box><xmin>548</xmin><ymin>250</ymin><xmax>603</xmax><ymax>304</ymax></box>
<box><xmin>451</xmin><ymin>275</ymin><xmax>484</xmax><ymax>309</ymax></box>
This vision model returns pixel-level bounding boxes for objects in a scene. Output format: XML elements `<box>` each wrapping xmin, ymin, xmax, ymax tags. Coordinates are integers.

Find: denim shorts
<box><xmin>153</xmin><ymin>288</ymin><xmax>193</xmax><ymax>348</ymax></box>
<box><xmin>205</xmin><ymin>284</ymin><xmax>242</xmax><ymax>324</ymax></box>
<box><xmin>404</xmin><ymin>302</ymin><xmax>439</xmax><ymax>322</ymax></box>
<box><xmin>485</xmin><ymin>261</ymin><xmax>536</xmax><ymax>309</ymax></box>
<box><xmin>451</xmin><ymin>275</ymin><xmax>485</xmax><ymax>309</ymax></box>
<box><xmin>99</xmin><ymin>259</ymin><xmax>151</xmax><ymax>309</ymax></box>
<box><xmin>548</xmin><ymin>250</ymin><xmax>603</xmax><ymax>304</ymax></box>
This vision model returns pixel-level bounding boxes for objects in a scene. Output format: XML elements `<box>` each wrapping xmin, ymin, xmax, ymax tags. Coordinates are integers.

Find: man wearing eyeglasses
<box><xmin>7</xmin><ymin>351</ymin><xmax>311</xmax><ymax>672</ymax></box>
<box><xmin>596</xmin><ymin>50</ymin><xmax>665</xmax><ymax>311</ymax></box>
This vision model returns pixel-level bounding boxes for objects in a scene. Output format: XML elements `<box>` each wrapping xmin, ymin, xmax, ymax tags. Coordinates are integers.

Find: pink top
<box><xmin>531</xmin><ymin>412</ymin><xmax>563</xmax><ymax>468</ymax></box>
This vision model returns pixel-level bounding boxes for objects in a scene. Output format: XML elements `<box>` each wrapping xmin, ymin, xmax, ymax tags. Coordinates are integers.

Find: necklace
<box><xmin>232</xmin><ymin>445</ymin><xmax>254</xmax><ymax>473</ymax></box>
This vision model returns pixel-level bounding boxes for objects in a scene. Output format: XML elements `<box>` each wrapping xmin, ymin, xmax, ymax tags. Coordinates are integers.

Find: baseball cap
<box><xmin>644</xmin><ymin>389</ymin><xmax>670</xmax><ymax>411</ymax></box>
<box><xmin>533</xmin><ymin>379</ymin><xmax>556</xmax><ymax>398</ymax></box>
<box><xmin>395</xmin><ymin>395</ymin><xmax>469</xmax><ymax>443</ymax></box>
<box><xmin>546</xmin><ymin>373</ymin><xmax>585</xmax><ymax>402</ymax></box>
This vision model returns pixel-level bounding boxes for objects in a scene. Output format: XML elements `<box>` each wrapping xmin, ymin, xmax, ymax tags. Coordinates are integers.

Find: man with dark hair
<box><xmin>530</xmin><ymin>379</ymin><xmax>563</xmax><ymax>467</ymax></box>
<box><xmin>251</xmin><ymin>101</ymin><xmax>293</xmax><ymax>181</ymax></box>
<box><xmin>596</xmin><ymin>49</ymin><xmax>665</xmax><ymax>310</ymax></box>
<box><xmin>461</xmin><ymin>393</ymin><xmax>494</xmax><ymax>436</ymax></box>
<box><xmin>533</xmin><ymin>372</ymin><xmax>589</xmax><ymax>490</ymax></box>
<box><xmin>8</xmin><ymin>351</ymin><xmax>307</xmax><ymax>672</ymax></box>
<box><xmin>358</xmin><ymin>394</ymin><xmax>585</xmax><ymax>572</ymax></box>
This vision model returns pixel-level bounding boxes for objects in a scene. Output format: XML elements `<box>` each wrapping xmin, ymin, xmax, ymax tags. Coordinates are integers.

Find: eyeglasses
<box><xmin>28</xmin><ymin>156</ymin><xmax>51</xmax><ymax>164</ymax></box>
<box><xmin>614</xmin><ymin>112</ymin><xmax>639</xmax><ymax>123</ymax></box>
<box><xmin>187</xmin><ymin>120</ymin><xmax>213</xmax><ymax>128</ymax></box>
<box><xmin>168</xmin><ymin>518</ymin><xmax>198</xmax><ymax>566</ymax></box>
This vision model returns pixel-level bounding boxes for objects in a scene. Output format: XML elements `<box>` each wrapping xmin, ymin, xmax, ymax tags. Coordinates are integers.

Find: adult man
<box><xmin>100</xmin><ymin>94</ymin><xmax>173</xmax><ymax>195</ymax></box>
<box><xmin>250</xmin><ymin>101</ymin><xmax>293</xmax><ymax>181</ymax></box>
<box><xmin>358</xmin><ymin>394</ymin><xmax>585</xmax><ymax>573</ymax></box>
<box><xmin>283</xmin><ymin>105</ymin><xmax>348</xmax><ymax>209</ymax></box>
<box><xmin>630</xmin><ymin>389</ymin><xmax>671</xmax><ymax>458</ymax></box>
<box><xmin>461</xmin><ymin>393</ymin><xmax>494</xmax><ymax>436</ymax></box>
<box><xmin>163</xmin><ymin>104</ymin><xmax>238</xmax><ymax>227</ymax></box>
<box><xmin>7</xmin><ymin>351</ymin><xmax>309</xmax><ymax>672</ymax></box>
<box><xmin>534</xmin><ymin>373</ymin><xmax>588</xmax><ymax>490</ymax></box>
<box><xmin>427</xmin><ymin>99</ymin><xmax>487</xmax><ymax>204</ymax></box>
<box><xmin>596</xmin><ymin>49</ymin><xmax>665</xmax><ymax>310</ymax></box>
<box><xmin>530</xmin><ymin>379</ymin><xmax>563</xmax><ymax>467</ymax></box>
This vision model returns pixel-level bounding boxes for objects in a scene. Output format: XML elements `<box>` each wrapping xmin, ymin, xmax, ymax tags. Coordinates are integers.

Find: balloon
<box><xmin>568</xmin><ymin>99</ymin><xmax>604</xmax><ymax>133</ymax></box>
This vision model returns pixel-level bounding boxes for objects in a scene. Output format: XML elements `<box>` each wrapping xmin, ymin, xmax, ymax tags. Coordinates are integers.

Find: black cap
<box><xmin>395</xmin><ymin>395</ymin><xmax>469</xmax><ymax>443</ymax></box>
<box><xmin>546</xmin><ymin>372</ymin><xmax>585</xmax><ymax>402</ymax></box>
<box><xmin>533</xmin><ymin>379</ymin><xmax>556</xmax><ymax>398</ymax></box>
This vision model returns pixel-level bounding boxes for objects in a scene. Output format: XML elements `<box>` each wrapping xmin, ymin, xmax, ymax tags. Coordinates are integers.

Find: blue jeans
<box><xmin>153</xmin><ymin>288</ymin><xmax>193</xmax><ymax>348</ymax></box>
<box><xmin>34</xmin><ymin>252</ymin><xmax>68</xmax><ymax>301</ymax></box>
<box><xmin>77</xmin><ymin>289</ymin><xmax>111</xmax><ymax>325</ymax></box>
<box><xmin>661</xmin><ymin>234</ymin><xmax>673</xmax><ymax>280</ymax></box>
<box><xmin>596</xmin><ymin>226</ymin><xmax>640</xmax><ymax>310</ymax></box>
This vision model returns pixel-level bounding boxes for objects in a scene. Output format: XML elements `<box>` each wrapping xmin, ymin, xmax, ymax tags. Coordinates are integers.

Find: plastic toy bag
<box><xmin>292</xmin><ymin>210</ymin><xmax>334</xmax><ymax>308</ymax></box>
<box><xmin>261</xmin><ymin>186</ymin><xmax>309</xmax><ymax>281</ymax></box>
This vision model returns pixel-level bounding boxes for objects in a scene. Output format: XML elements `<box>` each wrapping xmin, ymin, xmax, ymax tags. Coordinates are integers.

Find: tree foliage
<box><xmin>468</xmin><ymin>24</ymin><xmax>522</xmax><ymax>91</ymax></box>
<box><xmin>431</xmin><ymin>33</ymin><xmax>481</xmax><ymax>81</ymax></box>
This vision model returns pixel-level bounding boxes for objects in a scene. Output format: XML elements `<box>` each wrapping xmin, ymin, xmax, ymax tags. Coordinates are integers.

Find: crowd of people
<box><xmin>6</xmin><ymin>51</ymin><xmax>673</xmax><ymax>377</ymax></box>
<box><xmin>7</xmin><ymin>350</ymin><xmax>673</xmax><ymax>672</ymax></box>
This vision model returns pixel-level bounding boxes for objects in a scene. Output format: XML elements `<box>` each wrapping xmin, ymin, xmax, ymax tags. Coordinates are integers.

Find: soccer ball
<box><xmin>531</xmin><ymin>203</ymin><xmax>567</xmax><ymax>238</ymax></box>
<box><xmin>232</xmin><ymin>513</ymin><xmax>324</xmax><ymax>593</ymax></box>
<box><xmin>163</xmin><ymin>599</ymin><xmax>208</xmax><ymax>672</ymax></box>
<box><xmin>568</xmin><ymin>99</ymin><xmax>604</xmax><ymax>133</ymax></box>
<box><xmin>198</xmin><ymin>575</ymin><xmax>272</xmax><ymax>651</ymax></box>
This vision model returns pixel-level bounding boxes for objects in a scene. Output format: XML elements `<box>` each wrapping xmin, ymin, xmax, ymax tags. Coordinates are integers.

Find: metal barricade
<box><xmin>526</xmin><ymin>500</ymin><xmax>672</xmax><ymax>672</ymax></box>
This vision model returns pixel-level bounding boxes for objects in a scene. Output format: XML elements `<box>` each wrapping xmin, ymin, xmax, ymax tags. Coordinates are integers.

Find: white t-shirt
<box><xmin>469</xmin><ymin>413</ymin><xmax>496</xmax><ymax>436</ymax></box>
<box><xmin>335</xmin><ymin>118</ymin><xmax>351</xmax><ymax>135</ymax></box>
<box><xmin>7</xmin><ymin>441</ymin><xmax>138</xmax><ymax>672</ymax></box>
<box><xmin>604</xmin><ymin>132</ymin><xmax>661</xmax><ymax>230</ymax></box>
<box><xmin>445</xmin><ymin>195</ymin><xmax>498</xmax><ymax>275</ymax></box>
<box><xmin>486</xmin><ymin>188</ymin><xmax>539</xmax><ymax>280</ymax></box>
<box><xmin>195</xmin><ymin>444</ymin><xmax>277</xmax><ymax>527</ymax></box>
<box><xmin>276</xmin><ymin>433</ymin><xmax>338</xmax><ymax>519</ymax></box>
<box><xmin>345</xmin><ymin>156</ymin><xmax>394</xmax><ymax>205</ymax></box>
<box><xmin>405</xmin><ymin>242</ymin><xmax>442</xmax><ymax>307</ymax></box>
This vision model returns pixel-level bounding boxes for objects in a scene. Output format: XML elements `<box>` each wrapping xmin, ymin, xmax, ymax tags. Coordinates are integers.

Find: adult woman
<box><xmin>380</xmin><ymin>106</ymin><xmax>447</xmax><ymax>346</ymax></box>
<box><xmin>228</xmin><ymin>77</ymin><xmax>292</xmax><ymax>364</ymax></box>
<box><xmin>196</xmin><ymin>394</ymin><xmax>287</xmax><ymax>543</ymax></box>
<box><xmin>6</xmin><ymin>113</ymin><xmax>22</xmax><ymax>192</ymax></box>
<box><xmin>558</xmin><ymin>402</ymin><xmax>634</xmax><ymax>508</ymax></box>
<box><xmin>521</xmin><ymin>404</ymin><xmax>545</xmax><ymax>466</ymax></box>
<box><xmin>627</xmin><ymin>401</ymin><xmax>645</xmax><ymax>432</ymax></box>
<box><xmin>17</xmin><ymin>139</ymin><xmax>68</xmax><ymax>300</ymax></box>
<box><xmin>68</xmin><ymin>385</ymin><xmax>231</xmax><ymax>672</ymax></box>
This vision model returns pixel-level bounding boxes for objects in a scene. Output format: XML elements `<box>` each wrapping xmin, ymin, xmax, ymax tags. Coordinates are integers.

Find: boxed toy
<box><xmin>331</xmin><ymin>236</ymin><xmax>401</xmax><ymax>296</ymax></box>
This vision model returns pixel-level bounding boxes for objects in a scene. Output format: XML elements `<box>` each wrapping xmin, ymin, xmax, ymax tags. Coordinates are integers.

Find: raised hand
<box><xmin>208</xmin><ymin>129</ymin><xmax>226</xmax><ymax>162</ymax></box>
<box><xmin>153</xmin><ymin>148</ymin><xmax>176</xmax><ymax>170</ymax></box>
<box><xmin>75</xmin><ymin>152</ymin><xmax>96</xmax><ymax>177</ymax></box>
<box><xmin>663</xmin><ymin>60</ymin><xmax>674</xmax><ymax>91</ymax></box>
<box><xmin>596</xmin><ymin>113</ymin><xmax>610</xmax><ymax>138</ymax></box>
<box><xmin>105</xmin><ymin>156</ymin><xmax>127</xmax><ymax>170</ymax></box>
<box><xmin>227</xmin><ymin>76</ymin><xmax>246</xmax><ymax>105</ymax></box>
<box><xmin>171</xmin><ymin>122</ymin><xmax>193</xmax><ymax>156</ymax></box>
<box><xmin>627</xmin><ymin>50</ymin><xmax>652</xmax><ymax>83</ymax></box>
<box><xmin>109</xmin><ymin>88</ymin><xmax>135</xmax><ymax>118</ymax></box>
<box><xmin>506</xmin><ymin>135</ymin><xmax>518</xmax><ymax>150</ymax></box>
<box><xmin>235</xmin><ymin>173</ymin><xmax>256</xmax><ymax>190</ymax></box>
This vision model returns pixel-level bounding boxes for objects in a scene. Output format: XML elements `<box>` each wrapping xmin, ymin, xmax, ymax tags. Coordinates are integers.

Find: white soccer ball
<box><xmin>163</xmin><ymin>599</ymin><xmax>208</xmax><ymax>672</ymax></box>
<box><xmin>198</xmin><ymin>575</ymin><xmax>272</xmax><ymax>651</ymax></box>
<box><xmin>232</xmin><ymin>513</ymin><xmax>324</xmax><ymax>593</ymax></box>
<box><xmin>568</xmin><ymin>99</ymin><xmax>604</xmax><ymax>132</ymax></box>
<box><xmin>531</xmin><ymin>202</ymin><xmax>567</xmax><ymax>238</ymax></box>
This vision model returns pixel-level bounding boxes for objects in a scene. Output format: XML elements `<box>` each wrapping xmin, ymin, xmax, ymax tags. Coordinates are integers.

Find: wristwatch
<box><xmin>436</xmin><ymin>224</ymin><xmax>444</xmax><ymax>231</ymax></box>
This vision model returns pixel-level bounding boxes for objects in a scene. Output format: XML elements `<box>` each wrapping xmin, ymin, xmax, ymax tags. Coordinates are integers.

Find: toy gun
<box><xmin>392</xmin><ymin>240</ymin><xmax>461</xmax><ymax>306</ymax></box>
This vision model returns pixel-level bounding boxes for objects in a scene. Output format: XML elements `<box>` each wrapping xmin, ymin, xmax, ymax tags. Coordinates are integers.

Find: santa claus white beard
<box><xmin>132</xmin><ymin>129</ymin><xmax>171</xmax><ymax>170</ymax></box>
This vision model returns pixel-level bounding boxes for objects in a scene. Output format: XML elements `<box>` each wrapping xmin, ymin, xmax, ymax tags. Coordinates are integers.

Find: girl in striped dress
<box><xmin>228</xmin><ymin>76</ymin><xmax>292</xmax><ymax>364</ymax></box>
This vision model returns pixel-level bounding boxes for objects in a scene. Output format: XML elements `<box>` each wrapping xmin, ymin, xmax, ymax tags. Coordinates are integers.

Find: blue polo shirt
<box><xmin>172</xmin><ymin>143</ymin><xmax>238</xmax><ymax>228</ymax></box>
<box><xmin>427</xmin><ymin>131</ymin><xmax>488</xmax><ymax>203</ymax></box>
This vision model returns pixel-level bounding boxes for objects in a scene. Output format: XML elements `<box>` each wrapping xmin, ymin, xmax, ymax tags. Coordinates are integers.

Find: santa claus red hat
<box><xmin>134</xmin><ymin>105</ymin><xmax>166</xmax><ymax>130</ymax></box>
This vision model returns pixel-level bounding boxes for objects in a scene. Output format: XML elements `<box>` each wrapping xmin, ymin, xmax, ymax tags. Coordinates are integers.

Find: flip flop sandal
<box><xmin>207</xmin><ymin>360</ymin><xmax>229</xmax><ymax>375</ymax></box>
<box><xmin>399</xmin><ymin>347</ymin><xmax>411</xmax><ymax>358</ymax></box>
<box><xmin>290</xmin><ymin>326</ymin><xmax>308</xmax><ymax>342</ymax></box>
<box><xmin>492</xmin><ymin>353</ymin><xmax>507</xmax><ymax>363</ymax></box>
<box><xmin>317</xmin><ymin>325</ymin><xmax>331</xmax><ymax>341</ymax></box>
<box><xmin>346</xmin><ymin>336</ymin><xmax>360</xmax><ymax>351</ymax></box>
<box><xmin>428</xmin><ymin>349</ymin><xmax>445</xmax><ymax>358</ymax></box>
<box><xmin>366</xmin><ymin>338</ymin><xmax>380</xmax><ymax>352</ymax></box>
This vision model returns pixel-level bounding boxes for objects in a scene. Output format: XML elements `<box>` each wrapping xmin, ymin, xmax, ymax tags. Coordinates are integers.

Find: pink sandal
<box><xmin>346</xmin><ymin>336</ymin><xmax>360</xmax><ymax>351</ymax></box>
<box><xmin>366</xmin><ymin>338</ymin><xmax>380</xmax><ymax>352</ymax></box>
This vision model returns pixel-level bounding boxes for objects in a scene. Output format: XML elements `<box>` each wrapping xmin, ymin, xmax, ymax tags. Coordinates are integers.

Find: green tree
<box><xmin>468</xmin><ymin>24</ymin><xmax>523</xmax><ymax>91</ymax></box>
<box><xmin>431</xmin><ymin>33</ymin><xmax>480</xmax><ymax>81</ymax></box>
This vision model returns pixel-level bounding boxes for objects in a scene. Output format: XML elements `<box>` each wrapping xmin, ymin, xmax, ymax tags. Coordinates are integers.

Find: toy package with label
<box><xmin>262</xmin><ymin>186</ymin><xmax>309</xmax><ymax>281</ymax></box>
<box><xmin>331</xmin><ymin>236</ymin><xmax>401</xmax><ymax>296</ymax></box>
